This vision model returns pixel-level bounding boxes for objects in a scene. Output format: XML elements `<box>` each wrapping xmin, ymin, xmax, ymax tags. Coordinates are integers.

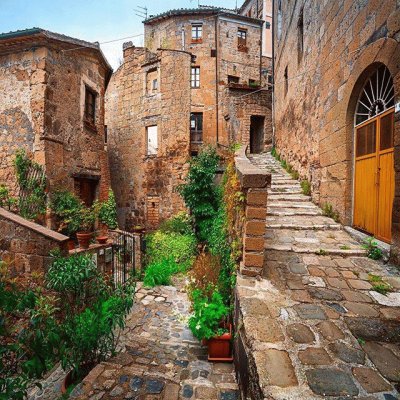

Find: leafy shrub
<box><xmin>143</xmin><ymin>258</ymin><xmax>178</xmax><ymax>287</ymax></box>
<box><xmin>322</xmin><ymin>203</ymin><xmax>340</xmax><ymax>222</ymax></box>
<box><xmin>51</xmin><ymin>190</ymin><xmax>83</xmax><ymax>236</ymax></box>
<box><xmin>291</xmin><ymin>170</ymin><xmax>299</xmax><ymax>180</ymax></box>
<box><xmin>97</xmin><ymin>189</ymin><xmax>118</xmax><ymax>229</ymax></box>
<box><xmin>0</xmin><ymin>185</ymin><xmax>17</xmax><ymax>211</ymax></box>
<box><xmin>188</xmin><ymin>289</ymin><xmax>228</xmax><ymax>340</ymax></box>
<box><xmin>300</xmin><ymin>179</ymin><xmax>311</xmax><ymax>196</ymax></box>
<box><xmin>159</xmin><ymin>212</ymin><xmax>193</xmax><ymax>236</ymax></box>
<box><xmin>145</xmin><ymin>231</ymin><xmax>196</xmax><ymax>271</ymax></box>
<box><xmin>178</xmin><ymin>146</ymin><xmax>220</xmax><ymax>241</ymax></box>
<box><xmin>363</xmin><ymin>238</ymin><xmax>383</xmax><ymax>260</ymax></box>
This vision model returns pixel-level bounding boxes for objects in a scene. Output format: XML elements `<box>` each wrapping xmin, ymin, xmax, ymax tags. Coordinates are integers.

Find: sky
<box><xmin>1</xmin><ymin>0</ymin><xmax>240</xmax><ymax>69</ymax></box>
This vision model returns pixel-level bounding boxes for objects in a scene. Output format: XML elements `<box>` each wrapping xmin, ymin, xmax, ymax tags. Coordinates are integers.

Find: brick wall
<box><xmin>273</xmin><ymin>0</ymin><xmax>400</xmax><ymax>259</ymax></box>
<box><xmin>0</xmin><ymin>207</ymin><xmax>69</xmax><ymax>276</ymax></box>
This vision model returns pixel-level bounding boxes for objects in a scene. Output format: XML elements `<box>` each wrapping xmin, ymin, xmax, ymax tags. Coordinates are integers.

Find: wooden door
<box><xmin>353</xmin><ymin>109</ymin><xmax>394</xmax><ymax>243</ymax></box>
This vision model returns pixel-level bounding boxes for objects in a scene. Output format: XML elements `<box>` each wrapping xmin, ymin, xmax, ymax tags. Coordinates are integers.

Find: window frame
<box><xmin>84</xmin><ymin>86</ymin><xmax>97</xmax><ymax>126</ymax></box>
<box><xmin>146</xmin><ymin>125</ymin><xmax>158</xmax><ymax>156</ymax></box>
<box><xmin>191</xmin><ymin>66</ymin><xmax>200</xmax><ymax>88</ymax></box>
<box><xmin>191</xmin><ymin>23</ymin><xmax>203</xmax><ymax>42</ymax></box>
<box><xmin>237</xmin><ymin>28</ymin><xmax>247</xmax><ymax>51</ymax></box>
<box><xmin>190</xmin><ymin>112</ymin><xmax>203</xmax><ymax>143</ymax></box>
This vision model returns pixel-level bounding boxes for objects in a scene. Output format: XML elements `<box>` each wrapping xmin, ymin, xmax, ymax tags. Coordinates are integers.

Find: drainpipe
<box><xmin>215</xmin><ymin>15</ymin><xmax>219</xmax><ymax>145</ymax></box>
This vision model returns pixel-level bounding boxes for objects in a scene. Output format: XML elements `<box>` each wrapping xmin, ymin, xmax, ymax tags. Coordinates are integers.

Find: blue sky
<box><xmin>1</xmin><ymin>0</ymin><xmax>240</xmax><ymax>69</ymax></box>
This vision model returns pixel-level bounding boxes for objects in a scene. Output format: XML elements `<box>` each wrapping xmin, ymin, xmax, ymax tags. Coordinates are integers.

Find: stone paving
<box><xmin>66</xmin><ymin>277</ymin><xmax>239</xmax><ymax>400</ymax></box>
<box><xmin>237</xmin><ymin>153</ymin><xmax>400</xmax><ymax>399</ymax></box>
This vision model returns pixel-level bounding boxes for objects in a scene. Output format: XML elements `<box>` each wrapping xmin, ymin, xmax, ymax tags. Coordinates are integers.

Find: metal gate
<box><xmin>110</xmin><ymin>230</ymin><xmax>136</xmax><ymax>286</ymax></box>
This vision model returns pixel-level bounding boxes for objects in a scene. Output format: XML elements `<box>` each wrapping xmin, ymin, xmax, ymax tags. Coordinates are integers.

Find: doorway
<box><xmin>250</xmin><ymin>116</ymin><xmax>265</xmax><ymax>154</ymax></box>
<box><xmin>353</xmin><ymin>65</ymin><xmax>395</xmax><ymax>243</ymax></box>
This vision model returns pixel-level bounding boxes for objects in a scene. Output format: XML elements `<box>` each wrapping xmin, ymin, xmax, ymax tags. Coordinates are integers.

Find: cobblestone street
<box><xmin>68</xmin><ymin>278</ymin><xmax>239</xmax><ymax>400</ymax></box>
<box><xmin>236</xmin><ymin>153</ymin><xmax>400</xmax><ymax>399</ymax></box>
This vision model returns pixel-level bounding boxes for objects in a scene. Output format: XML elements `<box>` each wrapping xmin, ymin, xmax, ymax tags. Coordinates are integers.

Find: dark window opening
<box><xmin>250</xmin><ymin>116</ymin><xmax>265</xmax><ymax>154</ymax></box>
<box><xmin>190</xmin><ymin>112</ymin><xmax>203</xmax><ymax>143</ymax></box>
<box><xmin>265</xmin><ymin>21</ymin><xmax>271</xmax><ymax>29</ymax></box>
<box><xmin>84</xmin><ymin>86</ymin><xmax>97</xmax><ymax>125</ymax></box>
<box><xmin>191</xmin><ymin>24</ymin><xmax>203</xmax><ymax>42</ymax></box>
<box><xmin>298</xmin><ymin>8</ymin><xmax>304</xmax><ymax>63</ymax></box>
<box><xmin>237</xmin><ymin>28</ymin><xmax>247</xmax><ymax>50</ymax></box>
<box><xmin>228</xmin><ymin>75</ymin><xmax>240</xmax><ymax>84</ymax></box>
<box><xmin>284</xmin><ymin>66</ymin><xmax>288</xmax><ymax>96</ymax></box>
<box><xmin>104</xmin><ymin>125</ymin><xmax>108</xmax><ymax>144</ymax></box>
<box><xmin>191</xmin><ymin>66</ymin><xmax>200</xmax><ymax>88</ymax></box>
<box><xmin>74</xmin><ymin>177</ymin><xmax>98</xmax><ymax>207</ymax></box>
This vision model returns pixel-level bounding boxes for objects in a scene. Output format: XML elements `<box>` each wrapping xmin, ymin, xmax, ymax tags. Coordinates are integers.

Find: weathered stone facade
<box><xmin>273</xmin><ymin>1</ymin><xmax>400</xmax><ymax>260</ymax></box>
<box><xmin>0</xmin><ymin>29</ymin><xmax>112</xmax><ymax>217</ymax></box>
<box><xmin>106</xmin><ymin>46</ymin><xmax>191</xmax><ymax>229</ymax></box>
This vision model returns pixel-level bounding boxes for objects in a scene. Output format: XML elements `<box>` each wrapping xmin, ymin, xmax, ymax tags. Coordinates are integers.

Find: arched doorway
<box><xmin>353</xmin><ymin>64</ymin><xmax>395</xmax><ymax>243</ymax></box>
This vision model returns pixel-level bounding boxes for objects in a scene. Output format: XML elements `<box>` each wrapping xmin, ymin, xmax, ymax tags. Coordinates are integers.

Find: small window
<box><xmin>152</xmin><ymin>79</ymin><xmax>158</xmax><ymax>91</ymax></box>
<box><xmin>146</xmin><ymin>125</ymin><xmax>158</xmax><ymax>155</ymax></box>
<box><xmin>84</xmin><ymin>87</ymin><xmax>96</xmax><ymax>125</ymax></box>
<box><xmin>277</xmin><ymin>0</ymin><xmax>282</xmax><ymax>40</ymax></box>
<box><xmin>237</xmin><ymin>29</ymin><xmax>247</xmax><ymax>50</ymax></box>
<box><xmin>266</xmin><ymin>21</ymin><xmax>271</xmax><ymax>29</ymax></box>
<box><xmin>249</xmin><ymin>79</ymin><xmax>257</xmax><ymax>86</ymax></box>
<box><xmin>104</xmin><ymin>125</ymin><xmax>108</xmax><ymax>144</ymax></box>
<box><xmin>146</xmin><ymin>68</ymin><xmax>158</xmax><ymax>94</ymax></box>
<box><xmin>190</xmin><ymin>113</ymin><xmax>203</xmax><ymax>143</ymax></box>
<box><xmin>284</xmin><ymin>66</ymin><xmax>288</xmax><ymax>96</ymax></box>
<box><xmin>74</xmin><ymin>177</ymin><xmax>98</xmax><ymax>207</ymax></box>
<box><xmin>191</xmin><ymin>66</ymin><xmax>200</xmax><ymax>88</ymax></box>
<box><xmin>228</xmin><ymin>75</ymin><xmax>240</xmax><ymax>84</ymax></box>
<box><xmin>298</xmin><ymin>8</ymin><xmax>304</xmax><ymax>63</ymax></box>
<box><xmin>191</xmin><ymin>24</ymin><xmax>203</xmax><ymax>42</ymax></box>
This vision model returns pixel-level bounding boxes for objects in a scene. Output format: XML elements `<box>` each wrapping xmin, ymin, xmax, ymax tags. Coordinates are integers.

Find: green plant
<box><xmin>78</xmin><ymin>206</ymin><xmax>96</xmax><ymax>232</ymax></box>
<box><xmin>363</xmin><ymin>238</ymin><xmax>383</xmax><ymax>260</ymax></box>
<box><xmin>271</xmin><ymin>147</ymin><xmax>277</xmax><ymax>158</ymax></box>
<box><xmin>13</xmin><ymin>149</ymin><xmax>46</xmax><ymax>221</ymax></box>
<box><xmin>322</xmin><ymin>203</ymin><xmax>340</xmax><ymax>222</ymax></box>
<box><xmin>159</xmin><ymin>212</ymin><xmax>193</xmax><ymax>236</ymax></box>
<box><xmin>145</xmin><ymin>231</ymin><xmax>196</xmax><ymax>271</ymax></box>
<box><xmin>51</xmin><ymin>190</ymin><xmax>83</xmax><ymax>236</ymax></box>
<box><xmin>178</xmin><ymin>146</ymin><xmax>220</xmax><ymax>242</ymax></box>
<box><xmin>143</xmin><ymin>258</ymin><xmax>178</xmax><ymax>287</ymax></box>
<box><xmin>188</xmin><ymin>289</ymin><xmax>228</xmax><ymax>340</ymax></box>
<box><xmin>316</xmin><ymin>249</ymin><xmax>327</xmax><ymax>255</ymax></box>
<box><xmin>291</xmin><ymin>170</ymin><xmax>299</xmax><ymax>180</ymax></box>
<box><xmin>0</xmin><ymin>185</ymin><xmax>17</xmax><ymax>211</ymax></box>
<box><xmin>97</xmin><ymin>189</ymin><xmax>118</xmax><ymax>229</ymax></box>
<box><xmin>357</xmin><ymin>337</ymin><xmax>366</xmax><ymax>346</ymax></box>
<box><xmin>300</xmin><ymin>179</ymin><xmax>311</xmax><ymax>196</ymax></box>
<box><xmin>340</xmin><ymin>245</ymin><xmax>350</xmax><ymax>250</ymax></box>
<box><xmin>368</xmin><ymin>273</ymin><xmax>392</xmax><ymax>294</ymax></box>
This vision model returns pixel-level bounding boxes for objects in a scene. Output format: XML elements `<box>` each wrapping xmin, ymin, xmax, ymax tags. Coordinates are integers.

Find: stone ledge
<box><xmin>0</xmin><ymin>207</ymin><xmax>69</xmax><ymax>243</ymax></box>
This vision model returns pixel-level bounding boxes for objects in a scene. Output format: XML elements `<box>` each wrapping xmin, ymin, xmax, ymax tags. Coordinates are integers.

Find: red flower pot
<box><xmin>207</xmin><ymin>324</ymin><xmax>233</xmax><ymax>362</ymax></box>
<box><xmin>67</xmin><ymin>239</ymin><xmax>75</xmax><ymax>251</ymax></box>
<box><xmin>76</xmin><ymin>232</ymin><xmax>92</xmax><ymax>249</ymax></box>
<box><xmin>96</xmin><ymin>235</ymin><xmax>108</xmax><ymax>244</ymax></box>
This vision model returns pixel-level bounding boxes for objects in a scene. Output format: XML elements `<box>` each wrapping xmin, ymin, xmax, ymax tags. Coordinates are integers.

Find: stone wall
<box><xmin>0</xmin><ymin>207</ymin><xmax>69</xmax><ymax>276</ymax></box>
<box><xmin>106</xmin><ymin>45</ymin><xmax>191</xmax><ymax>230</ymax></box>
<box><xmin>273</xmin><ymin>0</ymin><xmax>400</xmax><ymax>258</ymax></box>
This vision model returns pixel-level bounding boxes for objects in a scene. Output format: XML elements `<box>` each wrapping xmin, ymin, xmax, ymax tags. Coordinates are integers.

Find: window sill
<box><xmin>191</xmin><ymin>39</ymin><xmax>203</xmax><ymax>44</ymax></box>
<box><xmin>84</xmin><ymin>120</ymin><xmax>98</xmax><ymax>132</ymax></box>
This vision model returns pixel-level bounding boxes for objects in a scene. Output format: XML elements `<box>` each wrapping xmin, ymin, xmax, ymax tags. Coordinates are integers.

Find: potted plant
<box><xmin>95</xmin><ymin>189</ymin><xmax>118</xmax><ymax>244</ymax></box>
<box><xmin>76</xmin><ymin>206</ymin><xmax>96</xmax><ymax>249</ymax></box>
<box><xmin>188</xmin><ymin>288</ymin><xmax>232</xmax><ymax>361</ymax></box>
<box><xmin>132</xmin><ymin>225</ymin><xmax>145</xmax><ymax>234</ymax></box>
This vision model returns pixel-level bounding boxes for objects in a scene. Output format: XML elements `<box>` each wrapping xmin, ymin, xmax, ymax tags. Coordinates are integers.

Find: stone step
<box><xmin>266</xmin><ymin>216</ymin><xmax>342</xmax><ymax>230</ymax></box>
<box><xmin>264</xmin><ymin>244</ymin><xmax>366</xmax><ymax>256</ymax></box>
<box><xmin>268</xmin><ymin>208</ymin><xmax>323</xmax><ymax>217</ymax></box>
<box><xmin>268</xmin><ymin>201</ymin><xmax>318</xmax><ymax>209</ymax></box>
<box><xmin>268</xmin><ymin>194</ymin><xmax>312</xmax><ymax>202</ymax></box>
<box><xmin>269</xmin><ymin>188</ymin><xmax>303</xmax><ymax>194</ymax></box>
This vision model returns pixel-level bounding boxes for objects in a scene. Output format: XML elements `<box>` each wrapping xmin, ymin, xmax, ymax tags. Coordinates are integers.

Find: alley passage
<box><xmin>70</xmin><ymin>278</ymin><xmax>239</xmax><ymax>400</ymax></box>
<box><xmin>239</xmin><ymin>152</ymin><xmax>400</xmax><ymax>399</ymax></box>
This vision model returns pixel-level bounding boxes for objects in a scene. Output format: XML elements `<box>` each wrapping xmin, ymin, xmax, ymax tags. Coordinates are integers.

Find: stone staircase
<box><xmin>235</xmin><ymin>152</ymin><xmax>400</xmax><ymax>400</ymax></box>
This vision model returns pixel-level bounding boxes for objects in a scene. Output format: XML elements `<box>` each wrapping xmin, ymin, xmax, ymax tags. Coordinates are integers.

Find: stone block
<box><xmin>245</xmin><ymin>221</ymin><xmax>266</xmax><ymax>236</ymax></box>
<box><xmin>245</xmin><ymin>206</ymin><xmax>267</xmax><ymax>220</ymax></box>
<box><xmin>244</xmin><ymin>237</ymin><xmax>264</xmax><ymax>251</ymax></box>
<box><xmin>243</xmin><ymin>252</ymin><xmax>264</xmax><ymax>268</ymax></box>
<box><xmin>246</xmin><ymin>190</ymin><xmax>268</xmax><ymax>206</ymax></box>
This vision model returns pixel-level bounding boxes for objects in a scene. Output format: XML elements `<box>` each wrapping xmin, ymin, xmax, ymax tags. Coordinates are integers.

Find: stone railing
<box><xmin>0</xmin><ymin>207</ymin><xmax>69</xmax><ymax>275</ymax></box>
<box><xmin>234</xmin><ymin>146</ymin><xmax>271</xmax><ymax>277</ymax></box>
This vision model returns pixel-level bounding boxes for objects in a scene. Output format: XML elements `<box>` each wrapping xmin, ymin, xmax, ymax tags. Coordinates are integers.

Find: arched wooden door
<box><xmin>354</xmin><ymin>110</ymin><xmax>394</xmax><ymax>242</ymax></box>
<box><xmin>353</xmin><ymin>65</ymin><xmax>395</xmax><ymax>243</ymax></box>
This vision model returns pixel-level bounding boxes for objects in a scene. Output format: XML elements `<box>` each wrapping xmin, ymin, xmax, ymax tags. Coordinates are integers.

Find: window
<box><xmin>74</xmin><ymin>177</ymin><xmax>98</xmax><ymax>207</ymax></box>
<box><xmin>277</xmin><ymin>0</ymin><xmax>282</xmax><ymax>40</ymax></box>
<box><xmin>265</xmin><ymin>21</ymin><xmax>271</xmax><ymax>29</ymax></box>
<box><xmin>249</xmin><ymin>79</ymin><xmax>257</xmax><ymax>86</ymax></box>
<box><xmin>298</xmin><ymin>8</ymin><xmax>304</xmax><ymax>63</ymax></box>
<box><xmin>84</xmin><ymin>86</ymin><xmax>96</xmax><ymax>125</ymax></box>
<box><xmin>191</xmin><ymin>67</ymin><xmax>200</xmax><ymax>88</ymax></box>
<box><xmin>146</xmin><ymin>68</ymin><xmax>158</xmax><ymax>94</ymax></box>
<box><xmin>237</xmin><ymin>29</ymin><xmax>247</xmax><ymax>50</ymax></box>
<box><xmin>191</xmin><ymin>24</ymin><xmax>203</xmax><ymax>42</ymax></box>
<box><xmin>152</xmin><ymin>79</ymin><xmax>158</xmax><ymax>91</ymax></box>
<box><xmin>228</xmin><ymin>75</ymin><xmax>239</xmax><ymax>84</ymax></box>
<box><xmin>146</xmin><ymin>125</ymin><xmax>158</xmax><ymax>155</ymax></box>
<box><xmin>284</xmin><ymin>66</ymin><xmax>288</xmax><ymax>96</ymax></box>
<box><xmin>104</xmin><ymin>125</ymin><xmax>108</xmax><ymax>144</ymax></box>
<box><xmin>190</xmin><ymin>113</ymin><xmax>203</xmax><ymax>143</ymax></box>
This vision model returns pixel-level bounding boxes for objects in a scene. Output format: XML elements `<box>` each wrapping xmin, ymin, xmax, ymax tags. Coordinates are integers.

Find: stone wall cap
<box><xmin>0</xmin><ymin>207</ymin><xmax>69</xmax><ymax>243</ymax></box>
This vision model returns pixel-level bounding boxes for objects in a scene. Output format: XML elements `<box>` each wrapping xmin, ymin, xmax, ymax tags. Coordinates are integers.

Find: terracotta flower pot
<box><xmin>67</xmin><ymin>239</ymin><xmax>75</xmax><ymax>251</ymax></box>
<box><xmin>76</xmin><ymin>232</ymin><xmax>93</xmax><ymax>249</ymax></box>
<box><xmin>207</xmin><ymin>324</ymin><xmax>233</xmax><ymax>362</ymax></box>
<box><xmin>61</xmin><ymin>370</ymin><xmax>73</xmax><ymax>394</ymax></box>
<box><xmin>96</xmin><ymin>235</ymin><xmax>108</xmax><ymax>244</ymax></box>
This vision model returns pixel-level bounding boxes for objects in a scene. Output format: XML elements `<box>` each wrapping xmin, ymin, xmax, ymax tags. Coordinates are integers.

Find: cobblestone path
<box><xmin>67</xmin><ymin>278</ymin><xmax>239</xmax><ymax>400</ymax></box>
<box><xmin>237</xmin><ymin>153</ymin><xmax>400</xmax><ymax>399</ymax></box>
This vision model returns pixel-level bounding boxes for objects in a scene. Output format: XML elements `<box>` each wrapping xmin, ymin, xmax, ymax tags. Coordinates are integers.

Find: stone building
<box><xmin>272</xmin><ymin>1</ymin><xmax>400</xmax><ymax>260</ymax></box>
<box><xmin>0</xmin><ymin>28</ymin><xmax>112</xmax><ymax>215</ymax></box>
<box><xmin>107</xmin><ymin>6</ymin><xmax>273</xmax><ymax>229</ymax></box>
